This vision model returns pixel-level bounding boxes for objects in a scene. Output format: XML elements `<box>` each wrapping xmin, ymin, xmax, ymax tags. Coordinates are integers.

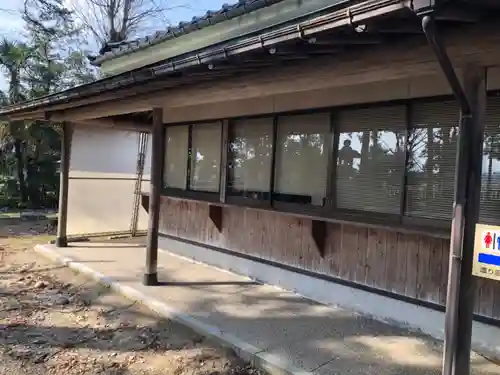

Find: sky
<box><xmin>0</xmin><ymin>0</ymin><xmax>225</xmax><ymax>90</ymax></box>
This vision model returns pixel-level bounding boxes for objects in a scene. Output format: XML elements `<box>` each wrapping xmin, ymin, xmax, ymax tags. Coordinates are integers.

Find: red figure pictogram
<box><xmin>485</xmin><ymin>232</ymin><xmax>493</xmax><ymax>249</ymax></box>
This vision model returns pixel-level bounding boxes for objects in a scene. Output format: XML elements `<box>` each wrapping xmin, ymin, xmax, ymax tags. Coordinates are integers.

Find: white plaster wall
<box><xmin>68</xmin><ymin>125</ymin><xmax>152</xmax><ymax>235</ymax></box>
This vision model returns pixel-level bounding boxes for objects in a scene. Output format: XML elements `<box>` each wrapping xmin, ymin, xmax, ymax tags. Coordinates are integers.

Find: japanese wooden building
<box><xmin>3</xmin><ymin>0</ymin><xmax>500</xmax><ymax>363</ymax></box>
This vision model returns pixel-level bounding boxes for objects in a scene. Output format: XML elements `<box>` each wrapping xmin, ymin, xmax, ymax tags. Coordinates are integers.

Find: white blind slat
<box><xmin>190</xmin><ymin>122</ymin><xmax>222</xmax><ymax>192</ymax></box>
<box><xmin>229</xmin><ymin>118</ymin><xmax>273</xmax><ymax>192</ymax></box>
<box><xmin>405</xmin><ymin>100</ymin><xmax>459</xmax><ymax>220</ymax></box>
<box><xmin>164</xmin><ymin>125</ymin><xmax>189</xmax><ymax>189</ymax></box>
<box><xmin>480</xmin><ymin>96</ymin><xmax>500</xmax><ymax>224</ymax></box>
<box><xmin>275</xmin><ymin>113</ymin><xmax>330</xmax><ymax>206</ymax></box>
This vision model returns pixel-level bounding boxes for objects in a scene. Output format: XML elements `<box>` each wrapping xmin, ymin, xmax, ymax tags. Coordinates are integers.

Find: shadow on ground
<box><xmin>0</xmin><ymin>219</ymin><xmax>262</xmax><ymax>375</ymax></box>
<box><xmin>58</xmin><ymin>244</ymin><xmax>500</xmax><ymax>375</ymax></box>
<box><xmin>2</xmin><ymin>220</ymin><xmax>499</xmax><ymax>375</ymax></box>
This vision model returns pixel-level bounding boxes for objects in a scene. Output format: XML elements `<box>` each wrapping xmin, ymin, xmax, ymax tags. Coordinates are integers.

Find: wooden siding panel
<box><xmin>440</xmin><ymin>240</ymin><xmax>450</xmax><ymax>306</ymax></box>
<box><xmin>158</xmin><ymin>198</ymin><xmax>498</xmax><ymax>321</ymax></box>
<box><xmin>416</xmin><ymin>236</ymin><xmax>432</xmax><ymax>302</ymax></box>
<box><xmin>339</xmin><ymin>225</ymin><xmax>356</xmax><ymax>281</ymax></box>
<box><xmin>364</xmin><ymin>229</ymin><xmax>378</xmax><ymax>287</ymax></box>
<box><xmin>324</xmin><ymin>223</ymin><xmax>341</xmax><ymax>277</ymax></box>
<box><xmin>476</xmin><ymin>278</ymin><xmax>495</xmax><ymax>318</ymax></box>
<box><xmin>392</xmin><ymin>233</ymin><xmax>408</xmax><ymax>295</ymax></box>
<box><xmin>384</xmin><ymin>231</ymin><xmax>398</xmax><ymax>293</ymax></box>
<box><xmin>492</xmin><ymin>282</ymin><xmax>500</xmax><ymax>320</ymax></box>
<box><xmin>428</xmin><ymin>237</ymin><xmax>445</xmax><ymax>305</ymax></box>
<box><xmin>374</xmin><ymin>230</ymin><xmax>388</xmax><ymax>289</ymax></box>
<box><xmin>355</xmin><ymin>227</ymin><xmax>369</xmax><ymax>285</ymax></box>
<box><xmin>301</xmin><ymin>220</ymin><xmax>319</xmax><ymax>273</ymax></box>
<box><xmin>404</xmin><ymin>234</ymin><xmax>420</xmax><ymax>298</ymax></box>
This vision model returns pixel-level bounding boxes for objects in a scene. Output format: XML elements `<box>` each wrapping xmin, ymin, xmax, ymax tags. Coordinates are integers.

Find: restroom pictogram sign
<box><xmin>474</xmin><ymin>224</ymin><xmax>500</xmax><ymax>282</ymax></box>
<box><xmin>482</xmin><ymin>231</ymin><xmax>500</xmax><ymax>251</ymax></box>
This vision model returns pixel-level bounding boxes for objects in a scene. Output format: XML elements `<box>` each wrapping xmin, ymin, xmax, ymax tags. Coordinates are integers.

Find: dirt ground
<box><xmin>0</xmin><ymin>219</ymin><xmax>265</xmax><ymax>375</ymax></box>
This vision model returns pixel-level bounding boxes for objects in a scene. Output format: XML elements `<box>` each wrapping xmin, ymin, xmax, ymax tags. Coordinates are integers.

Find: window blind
<box><xmin>190</xmin><ymin>122</ymin><xmax>222</xmax><ymax>192</ymax></box>
<box><xmin>228</xmin><ymin>117</ymin><xmax>273</xmax><ymax>195</ymax></box>
<box><xmin>164</xmin><ymin>125</ymin><xmax>189</xmax><ymax>189</ymax></box>
<box><xmin>336</xmin><ymin>105</ymin><xmax>406</xmax><ymax>214</ymax></box>
<box><xmin>274</xmin><ymin>113</ymin><xmax>330</xmax><ymax>206</ymax></box>
<box><xmin>480</xmin><ymin>96</ymin><xmax>500</xmax><ymax>224</ymax></box>
<box><xmin>405</xmin><ymin>100</ymin><xmax>459</xmax><ymax>220</ymax></box>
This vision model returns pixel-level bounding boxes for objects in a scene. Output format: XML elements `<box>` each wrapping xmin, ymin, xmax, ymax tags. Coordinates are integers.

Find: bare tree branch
<box><xmin>0</xmin><ymin>8</ymin><xmax>16</xmax><ymax>14</ymax></box>
<box><xmin>69</xmin><ymin>0</ymin><xmax>182</xmax><ymax>50</ymax></box>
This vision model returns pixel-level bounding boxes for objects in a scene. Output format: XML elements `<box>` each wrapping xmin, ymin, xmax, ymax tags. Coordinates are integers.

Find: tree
<box><xmin>21</xmin><ymin>0</ymin><xmax>95</xmax><ymax>207</ymax></box>
<box><xmin>0</xmin><ymin>0</ymin><xmax>94</xmax><ymax>209</ymax></box>
<box><xmin>69</xmin><ymin>0</ymin><xmax>170</xmax><ymax>48</ymax></box>
<box><xmin>23</xmin><ymin>0</ymin><xmax>74</xmax><ymax>38</ymax></box>
<box><xmin>23</xmin><ymin>0</ymin><xmax>96</xmax><ymax>89</ymax></box>
<box><xmin>0</xmin><ymin>38</ymin><xmax>34</xmax><ymax>204</ymax></box>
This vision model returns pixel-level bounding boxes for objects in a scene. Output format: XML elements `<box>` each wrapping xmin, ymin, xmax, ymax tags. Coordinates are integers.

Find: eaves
<box><xmin>98</xmin><ymin>0</ymin><xmax>353</xmax><ymax>75</ymax></box>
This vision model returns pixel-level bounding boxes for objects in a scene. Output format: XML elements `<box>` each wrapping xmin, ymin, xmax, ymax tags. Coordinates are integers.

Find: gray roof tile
<box><xmin>93</xmin><ymin>0</ymin><xmax>284</xmax><ymax>65</ymax></box>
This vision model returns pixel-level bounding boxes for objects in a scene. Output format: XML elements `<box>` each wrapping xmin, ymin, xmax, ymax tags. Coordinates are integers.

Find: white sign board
<box><xmin>473</xmin><ymin>224</ymin><xmax>500</xmax><ymax>281</ymax></box>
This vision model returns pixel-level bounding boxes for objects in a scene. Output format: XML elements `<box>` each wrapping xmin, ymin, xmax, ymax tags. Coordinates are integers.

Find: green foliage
<box><xmin>0</xmin><ymin>0</ymin><xmax>96</xmax><ymax>210</ymax></box>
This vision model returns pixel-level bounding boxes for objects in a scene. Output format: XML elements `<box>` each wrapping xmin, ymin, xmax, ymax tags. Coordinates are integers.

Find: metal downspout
<box><xmin>421</xmin><ymin>14</ymin><xmax>476</xmax><ymax>375</ymax></box>
<box><xmin>422</xmin><ymin>16</ymin><xmax>471</xmax><ymax>114</ymax></box>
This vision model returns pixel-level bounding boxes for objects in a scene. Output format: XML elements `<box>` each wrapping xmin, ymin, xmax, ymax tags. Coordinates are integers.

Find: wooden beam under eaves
<box><xmin>268</xmin><ymin>45</ymin><xmax>341</xmax><ymax>57</ymax></box>
<box><xmin>76</xmin><ymin>118</ymin><xmax>152</xmax><ymax>133</ymax></box>
<box><xmin>47</xmin><ymin>96</ymin><xmax>157</xmax><ymax>121</ymax></box>
<box><xmin>207</xmin><ymin>62</ymin><xmax>274</xmax><ymax>71</ymax></box>
<box><xmin>434</xmin><ymin>6</ymin><xmax>480</xmax><ymax>23</ymax></box>
<box><xmin>308</xmin><ymin>35</ymin><xmax>383</xmax><ymax>46</ymax></box>
<box><xmin>7</xmin><ymin>110</ymin><xmax>45</xmax><ymax>121</ymax></box>
<box><xmin>38</xmin><ymin>72</ymin><xmax>232</xmax><ymax>117</ymax></box>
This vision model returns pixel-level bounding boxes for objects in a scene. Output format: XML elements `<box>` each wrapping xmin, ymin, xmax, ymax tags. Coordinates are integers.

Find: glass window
<box><xmin>164</xmin><ymin>125</ymin><xmax>188</xmax><ymax>189</ymax></box>
<box><xmin>227</xmin><ymin>118</ymin><xmax>273</xmax><ymax>200</ymax></box>
<box><xmin>274</xmin><ymin>113</ymin><xmax>330</xmax><ymax>206</ymax></box>
<box><xmin>189</xmin><ymin>122</ymin><xmax>222</xmax><ymax>192</ymax></box>
<box><xmin>336</xmin><ymin>106</ymin><xmax>406</xmax><ymax>214</ymax></box>
<box><xmin>405</xmin><ymin>100</ymin><xmax>459</xmax><ymax>220</ymax></box>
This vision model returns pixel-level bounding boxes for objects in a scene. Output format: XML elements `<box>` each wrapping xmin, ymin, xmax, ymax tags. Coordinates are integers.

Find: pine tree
<box><xmin>22</xmin><ymin>0</ymin><xmax>95</xmax><ymax>207</ymax></box>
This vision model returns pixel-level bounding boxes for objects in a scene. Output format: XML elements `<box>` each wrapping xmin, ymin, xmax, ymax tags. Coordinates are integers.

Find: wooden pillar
<box><xmin>443</xmin><ymin>64</ymin><xmax>486</xmax><ymax>375</ymax></box>
<box><xmin>56</xmin><ymin>122</ymin><xmax>72</xmax><ymax>247</ymax></box>
<box><xmin>142</xmin><ymin>107</ymin><xmax>164</xmax><ymax>286</ymax></box>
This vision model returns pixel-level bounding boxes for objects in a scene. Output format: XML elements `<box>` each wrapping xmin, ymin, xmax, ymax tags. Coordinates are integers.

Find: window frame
<box><xmin>160</xmin><ymin>95</ymin><xmax>459</xmax><ymax>235</ymax></box>
<box><xmin>479</xmin><ymin>91</ymin><xmax>500</xmax><ymax>225</ymax></box>
<box><xmin>188</xmin><ymin>121</ymin><xmax>224</xmax><ymax>194</ymax></box>
<box><xmin>332</xmin><ymin>102</ymin><xmax>409</xmax><ymax>217</ymax></box>
<box><xmin>225</xmin><ymin>116</ymin><xmax>275</xmax><ymax>209</ymax></box>
<box><xmin>402</xmin><ymin>98</ymin><xmax>461</xmax><ymax>225</ymax></box>
<box><xmin>272</xmin><ymin>112</ymin><xmax>332</xmax><ymax>210</ymax></box>
<box><xmin>163</xmin><ymin>124</ymin><xmax>190</xmax><ymax>190</ymax></box>
<box><xmin>162</xmin><ymin>121</ymin><xmax>223</xmax><ymax>203</ymax></box>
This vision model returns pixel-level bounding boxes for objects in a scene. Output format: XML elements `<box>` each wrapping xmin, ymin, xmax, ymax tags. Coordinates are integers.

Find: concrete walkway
<box><xmin>35</xmin><ymin>242</ymin><xmax>500</xmax><ymax>375</ymax></box>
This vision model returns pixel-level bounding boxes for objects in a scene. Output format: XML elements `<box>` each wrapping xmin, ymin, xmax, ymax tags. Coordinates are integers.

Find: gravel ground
<box><xmin>0</xmin><ymin>219</ymin><xmax>265</xmax><ymax>375</ymax></box>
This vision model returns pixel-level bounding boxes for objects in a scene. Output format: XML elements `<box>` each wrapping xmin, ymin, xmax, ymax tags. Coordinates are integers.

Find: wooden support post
<box><xmin>143</xmin><ymin>108</ymin><xmax>164</xmax><ymax>286</ymax></box>
<box><xmin>443</xmin><ymin>65</ymin><xmax>486</xmax><ymax>375</ymax></box>
<box><xmin>56</xmin><ymin>122</ymin><xmax>72</xmax><ymax>247</ymax></box>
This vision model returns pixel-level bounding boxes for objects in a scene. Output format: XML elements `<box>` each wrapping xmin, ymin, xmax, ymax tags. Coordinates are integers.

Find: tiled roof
<box><xmin>1</xmin><ymin>0</ymin><xmax>426</xmax><ymax>117</ymax></box>
<box><xmin>93</xmin><ymin>0</ymin><xmax>285</xmax><ymax>65</ymax></box>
